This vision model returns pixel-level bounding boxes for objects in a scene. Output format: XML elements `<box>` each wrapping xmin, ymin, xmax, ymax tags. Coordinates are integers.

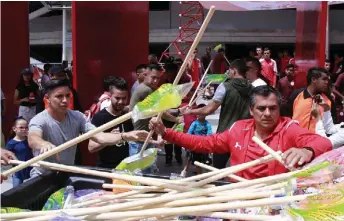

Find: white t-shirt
<box><xmin>212</xmin><ymin>83</ymin><xmax>226</xmax><ymax>104</ymax></box>
<box><xmin>99</xmin><ymin>93</ymin><xmax>111</xmax><ymax>110</ymax></box>
<box><xmin>251</xmin><ymin>78</ymin><xmax>267</xmax><ymax>87</ymax></box>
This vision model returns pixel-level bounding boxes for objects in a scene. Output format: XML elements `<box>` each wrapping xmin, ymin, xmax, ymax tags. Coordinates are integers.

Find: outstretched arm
<box><xmin>150</xmin><ymin>117</ymin><xmax>230</xmax><ymax>154</ymax></box>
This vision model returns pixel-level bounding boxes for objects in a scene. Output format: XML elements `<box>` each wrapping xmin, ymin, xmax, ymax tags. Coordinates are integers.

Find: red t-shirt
<box><xmin>278</xmin><ymin>76</ymin><xmax>294</xmax><ymax>103</ymax></box>
<box><xmin>180</xmin><ymin>101</ymin><xmax>197</xmax><ymax>133</ymax></box>
<box><xmin>213</xmin><ymin>54</ymin><xmax>226</xmax><ymax>74</ymax></box>
<box><xmin>190</xmin><ymin>59</ymin><xmax>201</xmax><ymax>89</ymax></box>
<box><xmin>280</xmin><ymin>56</ymin><xmax>291</xmax><ymax>73</ymax></box>
<box><xmin>260</xmin><ymin>58</ymin><xmax>277</xmax><ymax>87</ymax></box>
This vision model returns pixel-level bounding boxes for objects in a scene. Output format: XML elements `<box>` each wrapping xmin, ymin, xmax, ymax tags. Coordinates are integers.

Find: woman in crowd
<box><xmin>14</xmin><ymin>68</ymin><xmax>39</xmax><ymax>122</ymax></box>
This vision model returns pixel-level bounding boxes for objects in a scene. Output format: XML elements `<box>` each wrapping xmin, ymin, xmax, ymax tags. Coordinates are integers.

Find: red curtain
<box><xmin>72</xmin><ymin>2</ymin><xmax>149</xmax><ymax>165</ymax></box>
<box><xmin>1</xmin><ymin>2</ymin><xmax>30</xmax><ymax>140</ymax></box>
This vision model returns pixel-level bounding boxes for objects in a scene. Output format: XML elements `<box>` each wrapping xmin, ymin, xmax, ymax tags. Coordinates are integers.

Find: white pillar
<box><xmin>62</xmin><ymin>6</ymin><xmax>67</xmax><ymax>62</ymax></box>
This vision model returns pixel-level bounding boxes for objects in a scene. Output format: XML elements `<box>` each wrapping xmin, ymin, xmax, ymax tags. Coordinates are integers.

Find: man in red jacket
<box><xmin>149</xmin><ymin>86</ymin><xmax>332</xmax><ymax>180</ymax></box>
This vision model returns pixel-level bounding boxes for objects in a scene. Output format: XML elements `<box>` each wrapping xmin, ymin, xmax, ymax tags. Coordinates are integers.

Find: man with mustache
<box><xmin>150</xmin><ymin>86</ymin><xmax>332</xmax><ymax>179</ymax></box>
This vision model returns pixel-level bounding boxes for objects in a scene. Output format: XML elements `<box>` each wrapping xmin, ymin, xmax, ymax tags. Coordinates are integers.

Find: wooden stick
<box><xmin>186</xmin><ymin>152</ymin><xmax>282</xmax><ymax>189</ymax></box>
<box><xmin>224</xmin><ymin>55</ymin><xmax>230</xmax><ymax>65</ymax></box>
<box><xmin>181</xmin><ymin>152</ymin><xmax>279</xmax><ymax>183</ymax></box>
<box><xmin>188</xmin><ymin>60</ymin><xmax>213</xmax><ymax>105</ymax></box>
<box><xmin>194</xmin><ymin>161</ymin><xmax>247</xmax><ymax>182</ymax></box>
<box><xmin>252</xmin><ymin>136</ymin><xmax>285</xmax><ymax>165</ymax></box>
<box><xmin>189</xmin><ymin>81</ymin><xmax>213</xmax><ymax>107</ymax></box>
<box><xmin>3</xmin><ymin>160</ymin><xmax>190</xmax><ymax>190</ymax></box>
<box><xmin>84</xmin><ymin>194</ymin><xmax>310</xmax><ymax>220</ymax></box>
<box><xmin>124</xmin><ymin>213</ymin><xmax>280</xmax><ymax>221</ymax></box>
<box><xmin>138</xmin><ymin>6</ymin><xmax>216</xmax><ymax>156</ymax></box>
<box><xmin>5</xmin><ymin>175</ymin><xmax>296</xmax><ymax>221</ymax></box>
<box><xmin>2</xmin><ymin>112</ymin><xmax>132</xmax><ymax>178</ymax></box>
<box><xmin>159</xmin><ymin>189</ymin><xmax>284</xmax><ymax>207</ymax></box>
<box><xmin>102</xmin><ymin>183</ymin><xmax>170</xmax><ymax>192</ymax></box>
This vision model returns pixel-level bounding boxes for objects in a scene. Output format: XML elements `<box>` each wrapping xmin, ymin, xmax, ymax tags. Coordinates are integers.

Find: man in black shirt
<box><xmin>88</xmin><ymin>77</ymin><xmax>133</xmax><ymax>168</ymax></box>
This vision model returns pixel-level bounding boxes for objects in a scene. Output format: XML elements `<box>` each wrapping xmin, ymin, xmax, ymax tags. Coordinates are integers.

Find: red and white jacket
<box><xmin>163</xmin><ymin>117</ymin><xmax>332</xmax><ymax>180</ymax></box>
<box><xmin>260</xmin><ymin>58</ymin><xmax>278</xmax><ymax>87</ymax></box>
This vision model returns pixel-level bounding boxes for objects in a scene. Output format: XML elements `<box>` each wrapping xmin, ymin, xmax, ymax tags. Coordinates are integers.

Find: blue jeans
<box><xmin>12</xmin><ymin>176</ymin><xmax>23</xmax><ymax>188</ymax></box>
<box><xmin>128</xmin><ymin>141</ymin><xmax>158</xmax><ymax>174</ymax></box>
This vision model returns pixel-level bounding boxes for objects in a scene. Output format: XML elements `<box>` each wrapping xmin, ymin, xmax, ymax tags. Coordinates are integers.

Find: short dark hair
<box><xmin>103</xmin><ymin>76</ymin><xmax>117</xmax><ymax>91</ymax></box>
<box><xmin>230</xmin><ymin>59</ymin><xmax>248</xmax><ymax>77</ymax></box>
<box><xmin>249</xmin><ymin>85</ymin><xmax>281</xmax><ymax>108</ymax></box>
<box><xmin>245</xmin><ymin>57</ymin><xmax>261</xmax><ymax>72</ymax></box>
<box><xmin>165</xmin><ymin>63</ymin><xmax>178</xmax><ymax>74</ymax></box>
<box><xmin>174</xmin><ymin>58</ymin><xmax>183</xmax><ymax>63</ymax></box>
<box><xmin>256</xmin><ymin>45</ymin><xmax>262</xmax><ymax>50</ymax></box>
<box><xmin>45</xmin><ymin>79</ymin><xmax>71</xmax><ymax>94</ymax></box>
<box><xmin>43</xmin><ymin>63</ymin><xmax>52</xmax><ymax>73</ymax></box>
<box><xmin>218</xmin><ymin>48</ymin><xmax>225</xmax><ymax>53</ymax></box>
<box><xmin>325</xmin><ymin>59</ymin><xmax>330</xmax><ymax>63</ymax></box>
<box><xmin>136</xmin><ymin>64</ymin><xmax>147</xmax><ymax>73</ymax></box>
<box><xmin>286</xmin><ymin>64</ymin><xmax>295</xmax><ymax>69</ymax></box>
<box><xmin>110</xmin><ymin>77</ymin><xmax>128</xmax><ymax>92</ymax></box>
<box><xmin>147</xmin><ymin>63</ymin><xmax>163</xmax><ymax>72</ymax></box>
<box><xmin>263</xmin><ymin>47</ymin><xmax>270</xmax><ymax>52</ymax></box>
<box><xmin>306</xmin><ymin>67</ymin><xmax>329</xmax><ymax>86</ymax></box>
<box><xmin>198</xmin><ymin>103</ymin><xmax>206</xmax><ymax>108</ymax></box>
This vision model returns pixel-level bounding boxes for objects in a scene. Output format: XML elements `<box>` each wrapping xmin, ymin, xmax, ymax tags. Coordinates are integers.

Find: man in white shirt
<box><xmin>313</xmin><ymin>102</ymin><xmax>344</xmax><ymax>149</ymax></box>
<box><xmin>245</xmin><ymin>57</ymin><xmax>267</xmax><ymax>87</ymax></box>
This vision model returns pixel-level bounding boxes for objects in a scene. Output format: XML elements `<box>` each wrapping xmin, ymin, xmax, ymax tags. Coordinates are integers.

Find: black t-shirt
<box><xmin>91</xmin><ymin>108</ymin><xmax>133</xmax><ymax>169</ymax></box>
<box><xmin>16</xmin><ymin>83</ymin><xmax>39</xmax><ymax>107</ymax></box>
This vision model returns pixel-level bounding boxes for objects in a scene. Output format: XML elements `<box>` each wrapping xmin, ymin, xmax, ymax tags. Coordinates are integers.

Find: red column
<box><xmin>72</xmin><ymin>2</ymin><xmax>149</xmax><ymax>165</ymax></box>
<box><xmin>1</xmin><ymin>2</ymin><xmax>30</xmax><ymax>140</ymax></box>
<box><xmin>294</xmin><ymin>1</ymin><xmax>328</xmax><ymax>89</ymax></box>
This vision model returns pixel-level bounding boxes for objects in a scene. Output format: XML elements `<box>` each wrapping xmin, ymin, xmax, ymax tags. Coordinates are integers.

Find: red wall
<box><xmin>72</xmin><ymin>2</ymin><xmax>149</xmax><ymax>165</ymax></box>
<box><xmin>1</xmin><ymin>2</ymin><xmax>30</xmax><ymax>140</ymax></box>
<box><xmin>294</xmin><ymin>1</ymin><xmax>327</xmax><ymax>89</ymax></box>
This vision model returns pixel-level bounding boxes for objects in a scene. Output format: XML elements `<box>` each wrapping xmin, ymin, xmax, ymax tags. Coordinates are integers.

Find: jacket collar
<box><xmin>303</xmin><ymin>88</ymin><xmax>312</xmax><ymax>99</ymax></box>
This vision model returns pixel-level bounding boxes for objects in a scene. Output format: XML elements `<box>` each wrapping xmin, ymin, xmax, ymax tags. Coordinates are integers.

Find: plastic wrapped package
<box><xmin>0</xmin><ymin>207</ymin><xmax>31</xmax><ymax>213</ymax></box>
<box><xmin>132</xmin><ymin>82</ymin><xmax>194</xmax><ymax>122</ymax></box>
<box><xmin>49</xmin><ymin>212</ymin><xmax>82</xmax><ymax>221</ymax></box>
<box><xmin>284</xmin><ymin>182</ymin><xmax>344</xmax><ymax>221</ymax></box>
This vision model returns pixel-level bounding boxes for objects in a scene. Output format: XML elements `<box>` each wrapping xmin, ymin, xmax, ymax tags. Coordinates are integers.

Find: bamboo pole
<box><xmin>2</xmin><ymin>112</ymin><xmax>132</xmax><ymax>178</ymax></box>
<box><xmin>138</xmin><ymin>6</ymin><xmax>217</xmax><ymax>156</ymax></box>
<box><xmin>189</xmin><ymin>81</ymin><xmax>213</xmax><ymax>107</ymax></box>
<box><xmin>252</xmin><ymin>136</ymin><xmax>284</xmax><ymax>165</ymax></box>
<box><xmin>82</xmin><ymin>194</ymin><xmax>310</xmax><ymax>220</ymax></box>
<box><xmin>194</xmin><ymin>161</ymin><xmax>247</xmax><ymax>182</ymax></box>
<box><xmin>188</xmin><ymin>60</ymin><xmax>213</xmax><ymax>105</ymax></box>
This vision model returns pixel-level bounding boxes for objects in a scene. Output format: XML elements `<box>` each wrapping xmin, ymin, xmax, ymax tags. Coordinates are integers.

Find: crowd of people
<box><xmin>1</xmin><ymin>46</ymin><xmax>344</xmax><ymax>189</ymax></box>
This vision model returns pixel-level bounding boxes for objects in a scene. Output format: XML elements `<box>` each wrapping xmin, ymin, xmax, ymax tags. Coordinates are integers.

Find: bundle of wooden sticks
<box><xmin>1</xmin><ymin>149</ymin><xmax>315</xmax><ymax>221</ymax></box>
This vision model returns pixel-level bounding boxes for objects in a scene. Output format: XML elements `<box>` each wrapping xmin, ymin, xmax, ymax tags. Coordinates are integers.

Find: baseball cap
<box><xmin>49</xmin><ymin>65</ymin><xmax>66</xmax><ymax>76</ymax></box>
<box><xmin>21</xmin><ymin>68</ymin><xmax>33</xmax><ymax>75</ymax></box>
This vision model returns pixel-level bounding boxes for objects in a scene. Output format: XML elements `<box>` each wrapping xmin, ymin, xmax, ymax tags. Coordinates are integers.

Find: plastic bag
<box><xmin>0</xmin><ymin>207</ymin><xmax>30</xmax><ymax>213</ymax></box>
<box><xmin>132</xmin><ymin>82</ymin><xmax>194</xmax><ymax>122</ymax></box>
<box><xmin>285</xmin><ymin>182</ymin><xmax>344</xmax><ymax>221</ymax></box>
<box><xmin>205</xmin><ymin>74</ymin><xmax>228</xmax><ymax>84</ymax></box>
<box><xmin>306</xmin><ymin>146</ymin><xmax>344</xmax><ymax>166</ymax></box>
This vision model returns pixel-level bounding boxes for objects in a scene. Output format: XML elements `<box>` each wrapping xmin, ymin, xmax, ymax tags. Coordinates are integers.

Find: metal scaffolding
<box><xmin>159</xmin><ymin>1</ymin><xmax>204</xmax><ymax>62</ymax></box>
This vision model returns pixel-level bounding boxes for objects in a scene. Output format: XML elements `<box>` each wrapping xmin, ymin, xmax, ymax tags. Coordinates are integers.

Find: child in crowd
<box><xmin>6</xmin><ymin>117</ymin><xmax>33</xmax><ymax>187</ymax></box>
<box><xmin>181</xmin><ymin>104</ymin><xmax>212</xmax><ymax>176</ymax></box>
